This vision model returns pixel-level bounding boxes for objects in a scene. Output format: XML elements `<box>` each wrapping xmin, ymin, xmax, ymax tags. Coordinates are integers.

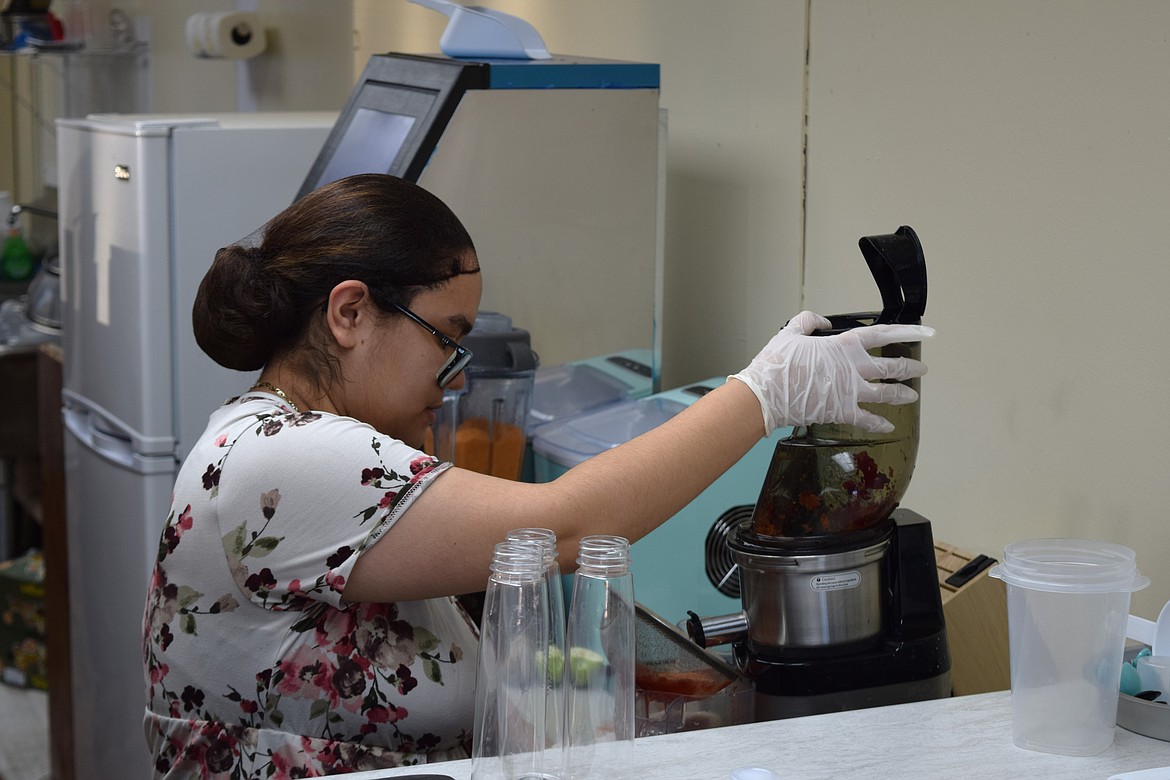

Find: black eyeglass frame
<box><xmin>367</xmin><ymin>286</ymin><xmax>473</xmax><ymax>388</ymax></box>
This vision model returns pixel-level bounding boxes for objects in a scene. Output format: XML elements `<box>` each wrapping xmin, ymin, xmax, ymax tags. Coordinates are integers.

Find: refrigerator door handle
<box><xmin>62</xmin><ymin>387</ymin><xmax>176</xmax><ymax>456</ymax></box>
<box><xmin>63</xmin><ymin>403</ymin><xmax>176</xmax><ymax>475</ymax></box>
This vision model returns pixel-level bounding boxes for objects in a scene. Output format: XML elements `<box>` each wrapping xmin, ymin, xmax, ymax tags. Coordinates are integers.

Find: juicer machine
<box><xmin>688</xmin><ymin>226</ymin><xmax>952</xmax><ymax>721</ymax></box>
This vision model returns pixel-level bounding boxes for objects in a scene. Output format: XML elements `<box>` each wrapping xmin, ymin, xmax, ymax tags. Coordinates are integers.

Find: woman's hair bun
<box><xmin>193</xmin><ymin>244</ymin><xmax>294</xmax><ymax>371</ymax></box>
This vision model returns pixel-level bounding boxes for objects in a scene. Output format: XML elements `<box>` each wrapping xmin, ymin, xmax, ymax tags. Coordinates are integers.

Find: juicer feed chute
<box><xmin>744</xmin><ymin>225</ymin><xmax>926</xmax><ymax>551</ymax></box>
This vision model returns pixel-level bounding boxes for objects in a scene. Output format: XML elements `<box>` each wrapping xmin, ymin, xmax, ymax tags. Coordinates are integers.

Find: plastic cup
<box><xmin>988</xmin><ymin>539</ymin><xmax>1148</xmax><ymax>756</ymax></box>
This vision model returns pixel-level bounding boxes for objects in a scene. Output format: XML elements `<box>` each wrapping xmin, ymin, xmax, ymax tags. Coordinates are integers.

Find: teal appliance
<box><xmin>571</xmin><ymin>349</ymin><xmax>656</xmax><ymax>396</ymax></box>
<box><xmin>530</xmin><ymin>377</ymin><xmax>788</xmax><ymax>626</ymax></box>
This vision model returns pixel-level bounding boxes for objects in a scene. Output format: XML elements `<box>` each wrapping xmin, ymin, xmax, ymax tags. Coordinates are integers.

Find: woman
<box><xmin>142</xmin><ymin>173</ymin><xmax>932</xmax><ymax>777</ymax></box>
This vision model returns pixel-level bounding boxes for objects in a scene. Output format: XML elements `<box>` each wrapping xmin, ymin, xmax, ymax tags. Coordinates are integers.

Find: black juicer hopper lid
<box><xmin>859</xmin><ymin>225</ymin><xmax>927</xmax><ymax>325</ymax></box>
<box><xmin>814</xmin><ymin>225</ymin><xmax>928</xmax><ymax>335</ymax></box>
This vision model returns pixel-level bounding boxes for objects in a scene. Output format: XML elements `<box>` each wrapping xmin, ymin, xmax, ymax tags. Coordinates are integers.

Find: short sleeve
<box><xmin>210</xmin><ymin>408</ymin><xmax>450</xmax><ymax>611</ymax></box>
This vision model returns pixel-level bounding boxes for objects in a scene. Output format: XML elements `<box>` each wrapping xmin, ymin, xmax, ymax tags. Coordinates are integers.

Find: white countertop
<box><xmin>336</xmin><ymin>691</ymin><xmax>1169</xmax><ymax>780</ymax></box>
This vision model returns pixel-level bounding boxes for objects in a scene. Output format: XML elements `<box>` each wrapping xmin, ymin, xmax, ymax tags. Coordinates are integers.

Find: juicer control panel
<box><xmin>606</xmin><ymin>354</ymin><xmax>652</xmax><ymax>377</ymax></box>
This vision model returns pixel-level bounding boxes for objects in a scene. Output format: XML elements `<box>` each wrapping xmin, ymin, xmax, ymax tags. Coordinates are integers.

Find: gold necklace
<box><xmin>249</xmin><ymin>381</ymin><xmax>301</xmax><ymax>413</ymax></box>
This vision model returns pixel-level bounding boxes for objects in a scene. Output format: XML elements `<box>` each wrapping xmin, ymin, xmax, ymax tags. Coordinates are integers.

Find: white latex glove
<box><xmin>730</xmin><ymin>310</ymin><xmax>935</xmax><ymax>435</ymax></box>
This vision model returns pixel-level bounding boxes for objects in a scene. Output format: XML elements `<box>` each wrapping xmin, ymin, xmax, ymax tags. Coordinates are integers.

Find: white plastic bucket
<box><xmin>988</xmin><ymin>539</ymin><xmax>1149</xmax><ymax>756</ymax></box>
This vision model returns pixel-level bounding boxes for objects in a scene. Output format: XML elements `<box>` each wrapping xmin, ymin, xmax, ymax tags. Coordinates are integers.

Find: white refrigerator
<box><xmin>55</xmin><ymin>112</ymin><xmax>334</xmax><ymax>780</ymax></box>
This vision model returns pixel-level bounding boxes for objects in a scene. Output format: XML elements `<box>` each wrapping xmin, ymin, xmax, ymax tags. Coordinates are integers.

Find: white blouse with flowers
<box><xmin>142</xmin><ymin>393</ymin><xmax>479</xmax><ymax>778</ymax></box>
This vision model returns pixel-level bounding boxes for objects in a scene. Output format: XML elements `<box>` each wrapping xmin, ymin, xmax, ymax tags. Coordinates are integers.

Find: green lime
<box><xmin>541</xmin><ymin>645</ymin><xmax>565</xmax><ymax>684</ymax></box>
<box><xmin>568</xmin><ymin>647</ymin><xmax>606</xmax><ymax>687</ymax></box>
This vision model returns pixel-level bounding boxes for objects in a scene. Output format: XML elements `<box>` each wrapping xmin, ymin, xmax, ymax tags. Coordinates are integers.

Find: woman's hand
<box><xmin>730</xmin><ymin>310</ymin><xmax>935</xmax><ymax>435</ymax></box>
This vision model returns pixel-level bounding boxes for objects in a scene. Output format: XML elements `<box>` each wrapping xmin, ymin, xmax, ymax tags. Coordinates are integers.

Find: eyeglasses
<box><xmin>368</xmin><ymin>286</ymin><xmax>473</xmax><ymax>388</ymax></box>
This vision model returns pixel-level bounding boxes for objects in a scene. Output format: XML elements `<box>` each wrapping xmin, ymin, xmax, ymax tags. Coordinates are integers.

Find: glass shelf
<box><xmin>1</xmin><ymin>40</ymin><xmax>149</xmax><ymax>204</ymax></box>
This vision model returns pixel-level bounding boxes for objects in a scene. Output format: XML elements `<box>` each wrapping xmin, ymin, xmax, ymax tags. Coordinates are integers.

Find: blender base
<box><xmin>754</xmin><ymin>669</ymin><xmax>951</xmax><ymax>721</ymax></box>
<box><xmin>746</xmin><ymin>629</ymin><xmax>952</xmax><ymax>721</ymax></box>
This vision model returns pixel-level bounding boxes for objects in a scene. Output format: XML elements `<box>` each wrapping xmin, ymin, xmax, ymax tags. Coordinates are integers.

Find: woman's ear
<box><xmin>325</xmin><ymin>280</ymin><xmax>374</xmax><ymax>349</ymax></box>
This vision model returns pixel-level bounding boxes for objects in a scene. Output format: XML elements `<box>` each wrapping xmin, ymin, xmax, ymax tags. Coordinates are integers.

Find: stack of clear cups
<box><xmin>505</xmin><ymin>528</ymin><xmax>568</xmax><ymax>778</ymax></box>
<box><xmin>471</xmin><ymin>541</ymin><xmax>552</xmax><ymax>780</ymax></box>
<box><xmin>563</xmin><ymin>535</ymin><xmax>635</xmax><ymax>780</ymax></box>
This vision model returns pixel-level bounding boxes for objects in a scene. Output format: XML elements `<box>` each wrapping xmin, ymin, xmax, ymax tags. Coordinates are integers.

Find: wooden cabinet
<box><xmin>0</xmin><ymin>342</ymin><xmax>69</xmax><ymax>778</ymax></box>
<box><xmin>37</xmin><ymin>343</ymin><xmax>73</xmax><ymax>780</ymax></box>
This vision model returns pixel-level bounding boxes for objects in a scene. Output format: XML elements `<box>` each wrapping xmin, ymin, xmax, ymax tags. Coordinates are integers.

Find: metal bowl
<box><xmin>1117</xmin><ymin>693</ymin><xmax>1170</xmax><ymax>741</ymax></box>
<box><xmin>22</xmin><ymin>251</ymin><xmax>60</xmax><ymax>332</ymax></box>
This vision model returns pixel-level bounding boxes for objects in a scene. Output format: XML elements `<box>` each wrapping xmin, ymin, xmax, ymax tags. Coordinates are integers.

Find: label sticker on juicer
<box><xmin>810</xmin><ymin>571</ymin><xmax>862</xmax><ymax>591</ymax></box>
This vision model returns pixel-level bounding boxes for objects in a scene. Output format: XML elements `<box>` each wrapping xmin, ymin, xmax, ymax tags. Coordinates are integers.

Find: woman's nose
<box><xmin>445</xmin><ymin>369</ymin><xmax>468</xmax><ymax>392</ymax></box>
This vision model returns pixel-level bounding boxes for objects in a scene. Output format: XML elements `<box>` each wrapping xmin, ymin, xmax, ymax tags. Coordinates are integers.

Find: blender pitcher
<box><xmin>749</xmin><ymin>225</ymin><xmax>928</xmax><ymax>550</ymax></box>
<box><xmin>430</xmin><ymin>312</ymin><xmax>539</xmax><ymax>480</ymax></box>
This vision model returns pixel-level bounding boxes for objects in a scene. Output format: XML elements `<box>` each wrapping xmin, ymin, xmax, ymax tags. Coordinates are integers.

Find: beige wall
<box><xmin>799</xmin><ymin>0</ymin><xmax>1170</xmax><ymax>617</ymax></box>
<box><xmin>51</xmin><ymin>0</ymin><xmax>1168</xmax><ymax>616</ymax></box>
<box><xmin>83</xmin><ymin>0</ymin><xmax>354</xmax><ymax>113</ymax></box>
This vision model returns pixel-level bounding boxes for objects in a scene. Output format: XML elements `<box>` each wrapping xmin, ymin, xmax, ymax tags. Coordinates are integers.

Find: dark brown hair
<box><xmin>193</xmin><ymin>174</ymin><xmax>477</xmax><ymax>381</ymax></box>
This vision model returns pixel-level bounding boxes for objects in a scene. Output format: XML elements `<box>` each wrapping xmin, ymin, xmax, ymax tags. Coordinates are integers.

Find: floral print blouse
<box><xmin>142</xmin><ymin>393</ymin><xmax>479</xmax><ymax>778</ymax></box>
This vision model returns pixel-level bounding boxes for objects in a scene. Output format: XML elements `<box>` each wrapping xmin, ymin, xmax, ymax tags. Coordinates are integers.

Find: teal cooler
<box><xmin>531</xmin><ymin>376</ymin><xmax>788</xmax><ymax>627</ymax></box>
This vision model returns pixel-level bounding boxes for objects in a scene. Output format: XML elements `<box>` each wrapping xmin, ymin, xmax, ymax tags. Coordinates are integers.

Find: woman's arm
<box><xmin>343</xmin><ymin>379</ymin><xmax>764</xmax><ymax>602</ymax></box>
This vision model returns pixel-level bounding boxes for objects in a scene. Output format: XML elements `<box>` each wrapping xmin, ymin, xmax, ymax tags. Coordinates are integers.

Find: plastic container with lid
<box><xmin>527</xmin><ymin>362</ymin><xmax>637</xmax><ymax>431</ymax></box>
<box><xmin>988</xmin><ymin>539</ymin><xmax>1149</xmax><ymax>756</ymax></box>
<box><xmin>530</xmin><ymin>395</ymin><xmax>687</xmax><ymax>482</ymax></box>
<box><xmin>519</xmin><ymin>348</ymin><xmax>655</xmax><ymax>482</ymax></box>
